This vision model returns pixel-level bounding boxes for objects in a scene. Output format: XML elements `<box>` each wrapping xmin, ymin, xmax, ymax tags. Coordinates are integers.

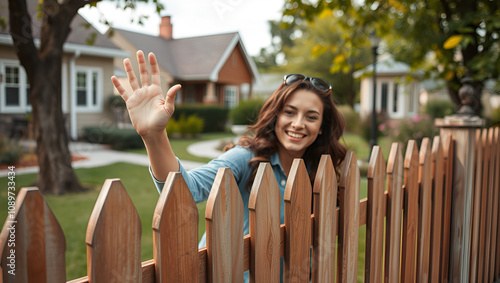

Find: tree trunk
<box><xmin>9</xmin><ymin>0</ymin><xmax>86</xmax><ymax>194</ymax></box>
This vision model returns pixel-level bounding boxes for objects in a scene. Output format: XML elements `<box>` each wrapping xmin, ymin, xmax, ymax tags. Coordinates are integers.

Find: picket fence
<box><xmin>0</xmin><ymin>127</ymin><xmax>499</xmax><ymax>283</ymax></box>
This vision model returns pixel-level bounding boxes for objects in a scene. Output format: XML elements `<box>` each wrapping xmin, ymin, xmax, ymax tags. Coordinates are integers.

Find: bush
<box><xmin>490</xmin><ymin>105</ymin><xmax>500</xmax><ymax>126</ymax></box>
<box><xmin>360</xmin><ymin>111</ymin><xmax>389</xmax><ymax>144</ymax></box>
<box><xmin>0</xmin><ymin>137</ymin><xmax>24</xmax><ymax>164</ymax></box>
<box><xmin>230</xmin><ymin>98</ymin><xmax>266</xmax><ymax>125</ymax></box>
<box><xmin>379</xmin><ymin>114</ymin><xmax>438</xmax><ymax>148</ymax></box>
<box><xmin>82</xmin><ymin>127</ymin><xmax>143</xmax><ymax>150</ymax></box>
<box><xmin>337</xmin><ymin>105</ymin><xmax>360</xmax><ymax>134</ymax></box>
<box><xmin>424</xmin><ymin>99</ymin><xmax>456</xmax><ymax>119</ymax></box>
<box><xmin>174</xmin><ymin>105</ymin><xmax>228</xmax><ymax>132</ymax></box>
<box><xmin>166</xmin><ymin>114</ymin><xmax>204</xmax><ymax>138</ymax></box>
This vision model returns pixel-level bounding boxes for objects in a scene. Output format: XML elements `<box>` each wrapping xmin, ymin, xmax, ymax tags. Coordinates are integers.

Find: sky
<box><xmin>79</xmin><ymin>0</ymin><xmax>285</xmax><ymax>56</ymax></box>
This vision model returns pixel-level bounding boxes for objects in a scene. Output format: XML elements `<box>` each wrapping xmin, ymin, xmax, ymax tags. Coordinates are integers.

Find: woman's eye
<box><xmin>284</xmin><ymin>110</ymin><xmax>294</xmax><ymax>115</ymax></box>
<box><xmin>307</xmin><ymin>116</ymin><xmax>319</xmax><ymax>120</ymax></box>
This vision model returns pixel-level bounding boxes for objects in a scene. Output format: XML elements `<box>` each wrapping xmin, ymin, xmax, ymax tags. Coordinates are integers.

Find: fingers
<box><xmin>137</xmin><ymin>50</ymin><xmax>150</xmax><ymax>87</ymax></box>
<box><xmin>149</xmin><ymin>52</ymin><xmax>161</xmax><ymax>86</ymax></box>
<box><xmin>111</xmin><ymin>76</ymin><xmax>129</xmax><ymax>102</ymax></box>
<box><xmin>165</xmin><ymin>84</ymin><xmax>182</xmax><ymax>105</ymax></box>
<box><xmin>123</xmin><ymin>58</ymin><xmax>140</xmax><ymax>91</ymax></box>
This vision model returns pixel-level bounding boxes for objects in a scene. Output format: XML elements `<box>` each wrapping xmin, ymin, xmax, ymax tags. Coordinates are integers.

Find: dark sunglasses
<box><xmin>283</xmin><ymin>73</ymin><xmax>332</xmax><ymax>93</ymax></box>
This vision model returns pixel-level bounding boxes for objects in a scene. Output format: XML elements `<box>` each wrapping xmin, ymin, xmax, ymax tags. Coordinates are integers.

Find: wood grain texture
<box><xmin>430</xmin><ymin>136</ymin><xmax>444</xmax><ymax>282</ymax></box>
<box><xmin>469</xmin><ymin>130</ymin><xmax>482</xmax><ymax>283</ymax></box>
<box><xmin>86</xmin><ymin>179</ymin><xmax>142</xmax><ymax>283</ymax></box>
<box><xmin>494</xmin><ymin>128</ymin><xmax>500</xmax><ymax>277</ymax></box>
<box><xmin>417</xmin><ymin>138</ymin><xmax>432</xmax><ymax>283</ymax></box>
<box><xmin>440</xmin><ymin>135</ymin><xmax>454</xmax><ymax>283</ymax></box>
<box><xmin>205</xmin><ymin>168</ymin><xmax>244</xmax><ymax>283</ymax></box>
<box><xmin>311</xmin><ymin>155</ymin><xmax>338</xmax><ymax>283</ymax></box>
<box><xmin>283</xmin><ymin>159</ymin><xmax>312</xmax><ymax>283</ymax></box>
<box><xmin>0</xmin><ymin>188</ymin><xmax>66</xmax><ymax>283</ymax></box>
<box><xmin>248</xmin><ymin>163</ymin><xmax>281</xmax><ymax>283</ymax></box>
<box><xmin>365</xmin><ymin>146</ymin><xmax>385</xmax><ymax>283</ymax></box>
<box><xmin>488</xmin><ymin>128</ymin><xmax>499</xmax><ymax>282</ymax></box>
<box><xmin>152</xmin><ymin>172</ymin><xmax>199</xmax><ymax>283</ymax></box>
<box><xmin>401</xmin><ymin>140</ymin><xmax>419</xmax><ymax>283</ymax></box>
<box><xmin>338</xmin><ymin>151</ymin><xmax>360</xmax><ymax>283</ymax></box>
<box><xmin>477</xmin><ymin>129</ymin><xmax>489</xmax><ymax>283</ymax></box>
<box><xmin>385</xmin><ymin>143</ymin><xmax>403</xmax><ymax>283</ymax></box>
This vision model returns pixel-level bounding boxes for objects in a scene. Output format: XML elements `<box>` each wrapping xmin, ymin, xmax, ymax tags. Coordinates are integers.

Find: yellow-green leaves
<box><xmin>443</xmin><ymin>35</ymin><xmax>463</xmax><ymax>49</ymax></box>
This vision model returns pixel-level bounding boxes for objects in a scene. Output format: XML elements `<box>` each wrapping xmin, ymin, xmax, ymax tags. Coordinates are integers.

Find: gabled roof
<box><xmin>353</xmin><ymin>55</ymin><xmax>423</xmax><ymax>79</ymax></box>
<box><xmin>113</xmin><ymin>28</ymin><xmax>259</xmax><ymax>82</ymax></box>
<box><xmin>0</xmin><ymin>0</ymin><xmax>126</xmax><ymax>58</ymax></box>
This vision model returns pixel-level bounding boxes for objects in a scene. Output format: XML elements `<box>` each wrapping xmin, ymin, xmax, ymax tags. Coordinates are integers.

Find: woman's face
<box><xmin>275</xmin><ymin>89</ymin><xmax>324</xmax><ymax>158</ymax></box>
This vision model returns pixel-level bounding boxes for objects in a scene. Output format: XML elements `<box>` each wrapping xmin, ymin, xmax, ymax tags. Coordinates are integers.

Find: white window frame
<box><xmin>74</xmin><ymin>66</ymin><xmax>103</xmax><ymax>113</ymax></box>
<box><xmin>375</xmin><ymin>79</ymin><xmax>404</xmax><ymax>119</ymax></box>
<box><xmin>224</xmin><ymin>86</ymin><xmax>238</xmax><ymax>109</ymax></box>
<box><xmin>0</xmin><ymin>60</ymin><xmax>32</xmax><ymax>114</ymax></box>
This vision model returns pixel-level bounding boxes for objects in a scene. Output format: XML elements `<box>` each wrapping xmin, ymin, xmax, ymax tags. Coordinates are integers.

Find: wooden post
<box><xmin>435</xmin><ymin>115</ymin><xmax>484</xmax><ymax>282</ymax></box>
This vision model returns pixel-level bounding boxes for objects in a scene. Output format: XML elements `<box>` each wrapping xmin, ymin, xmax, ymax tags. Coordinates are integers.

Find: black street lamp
<box><xmin>369</xmin><ymin>30</ymin><xmax>381</xmax><ymax>150</ymax></box>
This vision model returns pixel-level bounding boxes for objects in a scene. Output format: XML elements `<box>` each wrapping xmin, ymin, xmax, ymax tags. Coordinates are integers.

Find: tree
<box><xmin>6</xmin><ymin>0</ymin><xmax>162</xmax><ymax>194</ymax></box>
<box><xmin>282</xmin><ymin>0</ymin><xmax>500</xmax><ymax>116</ymax></box>
<box><xmin>279</xmin><ymin>9</ymin><xmax>372</xmax><ymax>107</ymax></box>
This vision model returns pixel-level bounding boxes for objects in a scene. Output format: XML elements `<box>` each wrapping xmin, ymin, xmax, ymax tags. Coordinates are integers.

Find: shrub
<box><xmin>379</xmin><ymin>114</ymin><xmax>438</xmax><ymax>148</ymax></box>
<box><xmin>185</xmin><ymin>114</ymin><xmax>204</xmax><ymax>135</ymax></box>
<box><xmin>360</xmin><ymin>111</ymin><xmax>389</xmax><ymax>144</ymax></box>
<box><xmin>166</xmin><ymin>114</ymin><xmax>204</xmax><ymax>138</ymax></box>
<box><xmin>230</xmin><ymin>98</ymin><xmax>265</xmax><ymax>125</ymax></box>
<box><xmin>174</xmin><ymin>105</ymin><xmax>228</xmax><ymax>132</ymax></box>
<box><xmin>337</xmin><ymin>105</ymin><xmax>360</xmax><ymax>134</ymax></box>
<box><xmin>166</xmin><ymin>117</ymin><xmax>180</xmax><ymax>135</ymax></box>
<box><xmin>82</xmin><ymin>127</ymin><xmax>143</xmax><ymax>150</ymax></box>
<box><xmin>424</xmin><ymin>99</ymin><xmax>456</xmax><ymax>119</ymax></box>
<box><xmin>490</xmin><ymin>105</ymin><xmax>500</xmax><ymax>126</ymax></box>
<box><xmin>0</xmin><ymin>137</ymin><xmax>24</xmax><ymax>165</ymax></box>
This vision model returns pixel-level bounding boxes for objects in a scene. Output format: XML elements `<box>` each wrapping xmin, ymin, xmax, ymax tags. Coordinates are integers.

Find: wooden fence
<box><xmin>1</xmin><ymin>127</ymin><xmax>499</xmax><ymax>282</ymax></box>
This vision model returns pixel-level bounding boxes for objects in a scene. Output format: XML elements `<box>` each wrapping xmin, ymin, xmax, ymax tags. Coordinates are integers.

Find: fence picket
<box><xmin>477</xmin><ymin>129</ymin><xmax>490</xmax><ymax>282</ymax></box>
<box><xmin>401</xmin><ymin>140</ymin><xmax>419</xmax><ymax>283</ymax></box>
<box><xmin>284</xmin><ymin>159</ymin><xmax>312</xmax><ymax>283</ymax></box>
<box><xmin>485</xmin><ymin>128</ymin><xmax>495</xmax><ymax>280</ymax></box>
<box><xmin>385</xmin><ymin>143</ymin><xmax>404</xmax><ymax>283</ymax></box>
<box><xmin>430</xmin><ymin>136</ymin><xmax>445</xmax><ymax>282</ymax></box>
<box><xmin>469</xmin><ymin>130</ymin><xmax>482</xmax><ymax>283</ymax></box>
<box><xmin>248</xmin><ymin>163</ymin><xmax>281</xmax><ymax>283</ymax></box>
<box><xmin>0</xmin><ymin>188</ymin><xmax>66</xmax><ymax>283</ymax></box>
<box><xmin>493</xmin><ymin>128</ymin><xmax>500</xmax><ymax>277</ymax></box>
<box><xmin>205</xmin><ymin>168</ymin><xmax>244</xmax><ymax>283</ymax></box>
<box><xmin>86</xmin><ymin>179</ymin><xmax>142</xmax><ymax>283</ymax></box>
<box><xmin>417</xmin><ymin>138</ymin><xmax>432</xmax><ymax>282</ymax></box>
<box><xmin>338</xmin><ymin>151</ymin><xmax>360</xmax><ymax>283</ymax></box>
<box><xmin>365</xmin><ymin>146</ymin><xmax>385</xmax><ymax>283</ymax></box>
<box><xmin>152</xmin><ymin>172</ymin><xmax>199</xmax><ymax>283</ymax></box>
<box><xmin>311</xmin><ymin>155</ymin><xmax>338</xmax><ymax>283</ymax></box>
<box><xmin>488</xmin><ymin>128</ymin><xmax>499</xmax><ymax>282</ymax></box>
<box><xmin>440</xmin><ymin>134</ymin><xmax>454</xmax><ymax>282</ymax></box>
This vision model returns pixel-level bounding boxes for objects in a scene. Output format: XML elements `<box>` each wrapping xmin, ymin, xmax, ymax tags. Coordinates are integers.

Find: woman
<box><xmin>112</xmin><ymin>50</ymin><xmax>346</xmax><ymax>279</ymax></box>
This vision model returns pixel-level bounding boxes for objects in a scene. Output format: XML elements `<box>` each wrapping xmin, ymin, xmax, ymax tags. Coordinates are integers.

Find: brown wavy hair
<box><xmin>226</xmin><ymin>79</ymin><xmax>347</xmax><ymax>189</ymax></box>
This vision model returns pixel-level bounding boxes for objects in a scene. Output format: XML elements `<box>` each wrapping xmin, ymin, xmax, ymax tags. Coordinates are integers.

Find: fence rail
<box><xmin>1</xmin><ymin>127</ymin><xmax>499</xmax><ymax>282</ymax></box>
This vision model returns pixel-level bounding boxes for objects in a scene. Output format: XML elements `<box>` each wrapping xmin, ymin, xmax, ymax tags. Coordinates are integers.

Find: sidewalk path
<box><xmin>0</xmin><ymin>141</ymin><xmax>209</xmax><ymax>177</ymax></box>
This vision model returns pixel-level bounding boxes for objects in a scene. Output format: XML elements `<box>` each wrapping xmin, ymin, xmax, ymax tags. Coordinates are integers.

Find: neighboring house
<box><xmin>109</xmin><ymin>16</ymin><xmax>259</xmax><ymax>109</ymax></box>
<box><xmin>0</xmin><ymin>0</ymin><xmax>128</xmax><ymax>140</ymax></box>
<box><xmin>354</xmin><ymin>55</ymin><xmax>421</xmax><ymax>120</ymax></box>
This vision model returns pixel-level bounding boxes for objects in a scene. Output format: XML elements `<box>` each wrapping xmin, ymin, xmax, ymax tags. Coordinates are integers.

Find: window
<box><xmin>224</xmin><ymin>86</ymin><xmax>238</xmax><ymax>109</ymax></box>
<box><xmin>74</xmin><ymin>67</ymin><xmax>102</xmax><ymax>112</ymax></box>
<box><xmin>381</xmin><ymin>82</ymin><xmax>388</xmax><ymax>112</ymax></box>
<box><xmin>1</xmin><ymin>62</ymin><xmax>31</xmax><ymax>113</ymax></box>
<box><xmin>393</xmin><ymin>83</ymin><xmax>399</xmax><ymax>112</ymax></box>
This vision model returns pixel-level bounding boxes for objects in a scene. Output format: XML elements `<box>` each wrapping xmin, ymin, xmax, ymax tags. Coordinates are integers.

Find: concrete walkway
<box><xmin>0</xmin><ymin>140</ymin><xmax>216</xmax><ymax>177</ymax></box>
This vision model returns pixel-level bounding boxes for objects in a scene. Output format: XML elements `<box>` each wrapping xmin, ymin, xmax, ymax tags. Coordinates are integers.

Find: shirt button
<box><xmin>281</xmin><ymin>180</ymin><xmax>286</xmax><ymax>186</ymax></box>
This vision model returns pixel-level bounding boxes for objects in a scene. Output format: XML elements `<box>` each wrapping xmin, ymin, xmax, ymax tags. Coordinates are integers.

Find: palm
<box><xmin>111</xmin><ymin>51</ymin><xmax>180</xmax><ymax>138</ymax></box>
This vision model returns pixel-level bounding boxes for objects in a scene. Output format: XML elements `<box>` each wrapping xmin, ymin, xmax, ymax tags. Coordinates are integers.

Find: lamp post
<box><xmin>369</xmin><ymin>30</ymin><xmax>380</xmax><ymax>150</ymax></box>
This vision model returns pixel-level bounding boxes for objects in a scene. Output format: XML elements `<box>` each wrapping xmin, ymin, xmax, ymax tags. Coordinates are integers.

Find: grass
<box><xmin>1</xmin><ymin>131</ymin><xmax>380</xmax><ymax>281</ymax></box>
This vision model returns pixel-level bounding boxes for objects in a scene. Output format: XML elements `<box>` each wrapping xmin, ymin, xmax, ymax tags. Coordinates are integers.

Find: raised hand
<box><xmin>111</xmin><ymin>51</ymin><xmax>181</xmax><ymax>138</ymax></box>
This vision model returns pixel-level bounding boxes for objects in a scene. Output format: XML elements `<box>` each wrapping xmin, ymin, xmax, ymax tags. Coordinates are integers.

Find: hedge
<box><xmin>173</xmin><ymin>104</ymin><xmax>228</xmax><ymax>132</ymax></box>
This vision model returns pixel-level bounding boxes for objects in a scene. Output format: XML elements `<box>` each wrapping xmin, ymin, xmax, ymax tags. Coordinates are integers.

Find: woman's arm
<box><xmin>111</xmin><ymin>50</ymin><xmax>179</xmax><ymax>181</ymax></box>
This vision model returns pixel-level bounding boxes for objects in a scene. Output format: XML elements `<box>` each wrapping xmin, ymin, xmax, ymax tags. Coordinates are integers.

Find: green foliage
<box><xmin>337</xmin><ymin>105</ymin><xmax>361</xmax><ymax>133</ymax></box>
<box><xmin>360</xmin><ymin>111</ymin><xmax>389</xmax><ymax>144</ymax></box>
<box><xmin>82</xmin><ymin>127</ymin><xmax>143</xmax><ymax>150</ymax></box>
<box><xmin>229</xmin><ymin>99</ymin><xmax>266</xmax><ymax>125</ymax></box>
<box><xmin>380</xmin><ymin>114</ymin><xmax>439</xmax><ymax>148</ymax></box>
<box><xmin>0</xmin><ymin>137</ymin><xmax>24</xmax><ymax>165</ymax></box>
<box><xmin>166</xmin><ymin>114</ymin><xmax>204</xmax><ymax>137</ymax></box>
<box><xmin>173</xmin><ymin>104</ymin><xmax>228</xmax><ymax>132</ymax></box>
<box><xmin>491</xmin><ymin>106</ymin><xmax>500</xmax><ymax>126</ymax></box>
<box><xmin>166</xmin><ymin>117</ymin><xmax>180</xmax><ymax>135</ymax></box>
<box><xmin>424</xmin><ymin>99</ymin><xmax>456</xmax><ymax>118</ymax></box>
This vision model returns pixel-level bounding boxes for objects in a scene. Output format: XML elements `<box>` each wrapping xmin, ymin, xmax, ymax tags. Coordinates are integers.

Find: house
<box><xmin>354</xmin><ymin>55</ymin><xmax>421</xmax><ymax>120</ymax></box>
<box><xmin>0</xmin><ymin>0</ymin><xmax>128</xmax><ymax>140</ymax></box>
<box><xmin>109</xmin><ymin>16</ymin><xmax>260</xmax><ymax>109</ymax></box>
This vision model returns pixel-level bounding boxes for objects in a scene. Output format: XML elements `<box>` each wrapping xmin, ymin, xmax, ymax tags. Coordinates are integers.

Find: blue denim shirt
<box><xmin>150</xmin><ymin>145</ymin><xmax>288</xmax><ymax>249</ymax></box>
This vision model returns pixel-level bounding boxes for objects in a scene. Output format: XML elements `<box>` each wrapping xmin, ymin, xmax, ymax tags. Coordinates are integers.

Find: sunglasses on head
<box><xmin>283</xmin><ymin>73</ymin><xmax>332</xmax><ymax>93</ymax></box>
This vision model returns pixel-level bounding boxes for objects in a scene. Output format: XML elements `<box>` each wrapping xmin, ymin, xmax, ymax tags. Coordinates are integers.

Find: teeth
<box><xmin>288</xmin><ymin>132</ymin><xmax>304</xmax><ymax>138</ymax></box>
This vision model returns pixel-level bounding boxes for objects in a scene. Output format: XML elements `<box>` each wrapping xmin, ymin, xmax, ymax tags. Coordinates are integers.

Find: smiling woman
<box><xmin>111</xmin><ymin>50</ymin><xmax>347</xmax><ymax>282</ymax></box>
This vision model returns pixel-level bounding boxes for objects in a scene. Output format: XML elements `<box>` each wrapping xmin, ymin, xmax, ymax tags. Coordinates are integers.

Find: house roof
<box><xmin>0</xmin><ymin>0</ymin><xmax>127</xmax><ymax>58</ymax></box>
<box><xmin>353</xmin><ymin>55</ymin><xmax>423</xmax><ymax>79</ymax></box>
<box><xmin>113</xmin><ymin>28</ymin><xmax>260</xmax><ymax>82</ymax></box>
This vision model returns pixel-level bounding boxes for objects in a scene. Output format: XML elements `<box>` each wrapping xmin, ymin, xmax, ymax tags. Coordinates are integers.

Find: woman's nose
<box><xmin>291</xmin><ymin>116</ymin><xmax>305</xmax><ymax>128</ymax></box>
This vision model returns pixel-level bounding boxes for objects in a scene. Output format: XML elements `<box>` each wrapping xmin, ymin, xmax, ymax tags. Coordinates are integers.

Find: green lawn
<box><xmin>1</xmin><ymin>132</ymin><xmax>377</xmax><ymax>281</ymax></box>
